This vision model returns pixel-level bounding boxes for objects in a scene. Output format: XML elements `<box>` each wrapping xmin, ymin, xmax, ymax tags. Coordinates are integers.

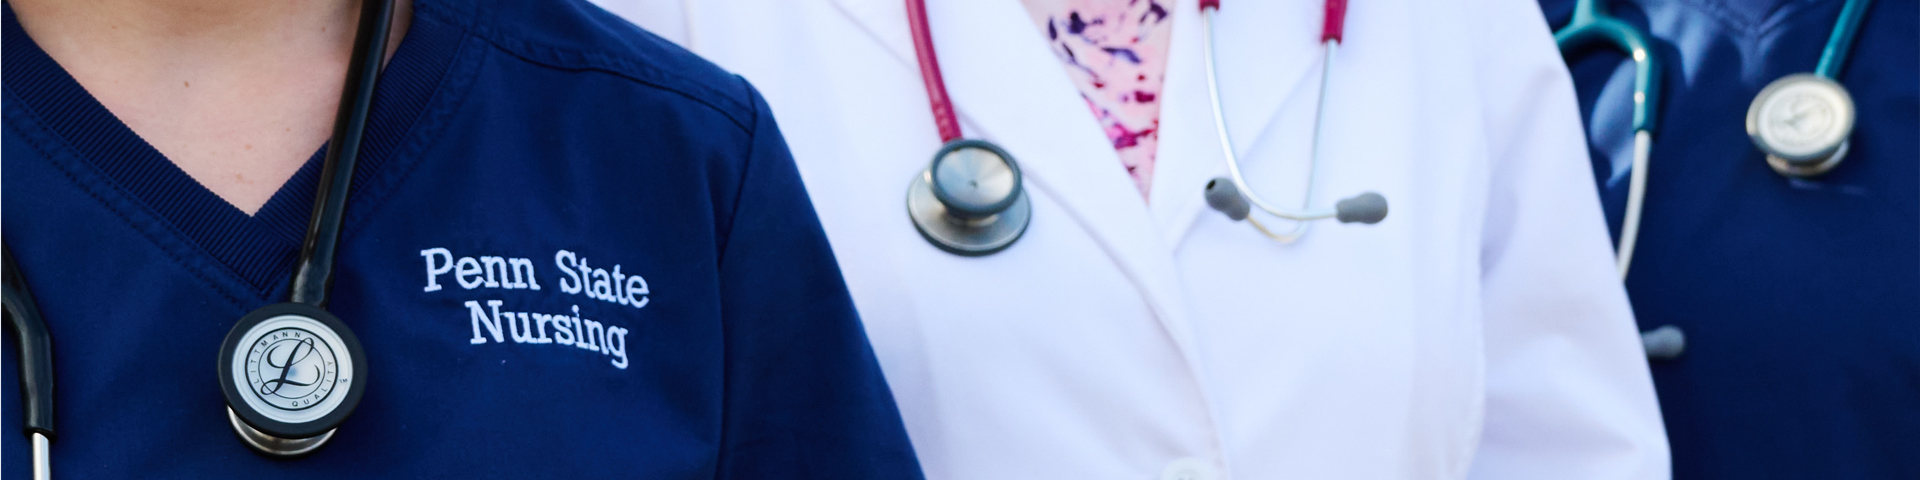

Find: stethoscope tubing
<box><xmin>1617</xmin><ymin>130</ymin><xmax>1650</xmax><ymax>278</ymax></box>
<box><xmin>905</xmin><ymin>0</ymin><xmax>963</xmax><ymax>144</ymax></box>
<box><xmin>30</xmin><ymin>432</ymin><xmax>50</xmax><ymax>480</ymax></box>
<box><xmin>1560</xmin><ymin>0</ymin><xmax>1870</xmax><ymax>279</ymax></box>
<box><xmin>289</xmin><ymin>0</ymin><xmax>398</xmax><ymax>308</ymax></box>
<box><xmin>1201</xmin><ymin>4</ymin><xmax>1344</xmax><ymax>229</ymax></box>
<box><xmin>1817</xmin><ymin>0</ymin><xmax>1873</xmax><ymax>79</ymax></box>
<box><xmin>3</xmin><ymin>0</ymin><xmax>397</xmax><ymax>469</ymax></box>
<box><xmin>4</xmin><ymin>245</ymin><xmax>55</xmax><ymax>480</ymax></box>
<box><xmin>1553</xmin><ymin>0</ymin><xmax>1661</xmax><ymax>279</ymax></box>
<box><xmin>1556</xmin><ymin>0</ymin><xmax>1872</xmax><ymax>361</ymax></box>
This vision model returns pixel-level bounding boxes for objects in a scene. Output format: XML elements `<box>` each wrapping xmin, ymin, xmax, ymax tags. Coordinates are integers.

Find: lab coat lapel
<box><xmin>1151</xmin><ymin>0</ymin><xmax>1323</xmax><ymax>245</ymax></box>
<box><xmin>831</xmin><ymin>0</ymin><xmax>1211</xmax><ymax>368</ymax></box>
<box><xmin>829</xmin><ymin>0</ymin><xmax>918</xmax><ymax>70</ymax></box>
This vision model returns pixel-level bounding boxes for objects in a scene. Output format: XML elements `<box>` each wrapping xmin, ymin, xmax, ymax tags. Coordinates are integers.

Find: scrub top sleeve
<box><xmin>710</xmin><ymin>79</ymin><xmax>926</xmax><ymax>480</ymax></box>
<box><xmin>1461</xmin><ymin>1</ymin><xmax>1671</xmax><ymax>479</ymax></box>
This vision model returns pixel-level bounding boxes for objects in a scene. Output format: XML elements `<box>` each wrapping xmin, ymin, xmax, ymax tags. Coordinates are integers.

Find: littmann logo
<box><xmin>229</xmin><ymin>315</ymin><xmax>358</xmax><ymax>424</ymax></box>
<box><xmin>245</xmin><ymin>328</ymin><xmax>340</xmax><ymax>411</ymax></box>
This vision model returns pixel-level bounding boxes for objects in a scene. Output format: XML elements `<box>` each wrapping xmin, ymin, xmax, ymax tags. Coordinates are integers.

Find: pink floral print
<box><xmin>1022</xmin><ymin>0</ymin><xmax>1174</xmax><ymax>200</ymax></box>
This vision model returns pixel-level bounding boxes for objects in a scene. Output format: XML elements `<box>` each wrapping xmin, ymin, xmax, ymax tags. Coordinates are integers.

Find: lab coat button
<box><xmin>1159</xmin><ymin>457</ymin><xmax>1218</xmax><ymax>480</ymax></box>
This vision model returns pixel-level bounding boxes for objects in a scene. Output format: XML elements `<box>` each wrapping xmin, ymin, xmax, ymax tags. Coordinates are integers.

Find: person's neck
<box><xmin>14</xmin><ymin>0</ymin><xmax>371</xmax><ymax>62</ymax></box>
<box><xmin>10</xmin><ymin>0</ymin><xmax>413</xmax><ymax>215</ymax></box>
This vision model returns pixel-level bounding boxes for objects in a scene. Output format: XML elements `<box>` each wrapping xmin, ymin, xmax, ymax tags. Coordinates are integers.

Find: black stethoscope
<box><xmin>901</xmin><ymin>0</ymin><xmax>1385</xmax><ymax>257</ymax></box>
<box><xmin>5</xmin><ymin>0</ymin><xmax>397</xmax><ymax>473</ymax></box>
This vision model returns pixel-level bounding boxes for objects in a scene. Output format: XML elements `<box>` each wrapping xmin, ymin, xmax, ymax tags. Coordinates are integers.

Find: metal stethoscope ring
<box><xmin>906</xmin><ymin>140</ymin><xmax>1033</xmax><ymax>256</ymax></box>
<box><xmin>1750</xmin><ymin>74</ymin><xmax>1855</xmax><ymax>178</ymax></box>
<box><xmin>1747</xmin><ymin>0</ymin><xmax>1873</xmax><ymax>179</ymax></box>
<box><xmin>903</xmin><ymin>0</ymin><xmax>1037</xmax><ymax>256</ymax></box>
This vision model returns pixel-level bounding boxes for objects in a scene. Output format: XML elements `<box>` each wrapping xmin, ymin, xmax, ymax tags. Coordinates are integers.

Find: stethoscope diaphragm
<box><xmin>906</xmin><ymin>139</ymin><xmax>1032</xmax><ymax>256</ymax></box>
<box><xmin>1748</xmin><ymin>74</ymin><xmax>1856</xmax><ymax>178</ymax></box>
<box><xmin>217</xmin><ymin>303</ymin><xmax>369</xmax><ymax>457</ymax></box>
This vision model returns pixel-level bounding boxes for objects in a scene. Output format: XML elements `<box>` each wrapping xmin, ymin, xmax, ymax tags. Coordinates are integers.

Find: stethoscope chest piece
<box><xmin>217</xmin><ymin>302</ymin><xmax>368</xmax><ymax>458</ymax></box>
<box><xmin>907</xmin><ymin>139</ymin><xmax>1031</xmax><ymax>256</ymax></box>
<box><xmin>1748</xmin><ymin>74</ymin><xmax>1856</xmax><ymax>178</ymax></box>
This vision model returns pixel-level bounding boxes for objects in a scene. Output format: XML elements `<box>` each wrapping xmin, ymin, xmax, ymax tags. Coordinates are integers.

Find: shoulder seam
<box><xmin>714</xmin><ymin>75</ymin><xmax>764</xmax><ymax>263</ymax></box>
<box><xmin>414</xmin><ymin>0</ymin><xmax>754</xmax><ymax>132</ymax></box>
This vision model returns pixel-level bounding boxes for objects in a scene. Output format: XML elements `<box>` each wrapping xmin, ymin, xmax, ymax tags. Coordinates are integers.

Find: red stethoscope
<box><xmin>900</xmin><ymin>0</ymin><xmax>1387</xmax><ymax>257</ymax></box>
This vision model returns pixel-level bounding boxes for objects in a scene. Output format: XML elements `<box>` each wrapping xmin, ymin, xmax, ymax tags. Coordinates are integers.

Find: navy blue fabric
<box><xmin>1537</xmin><ymin>0</ymin><xmax>1918</xmax><ymax>478</ymax></box>
<box><xmin>0</xmin><ymin>0</ymin><xmax>923</xmax><ymax>477</ymax></box>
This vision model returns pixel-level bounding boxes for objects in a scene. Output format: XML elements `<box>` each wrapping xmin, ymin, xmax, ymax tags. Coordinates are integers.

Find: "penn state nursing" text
<box><xmin>420</xmin><ymin>248</ymin><xmax>649</xmax><ymax>369</ymax></box>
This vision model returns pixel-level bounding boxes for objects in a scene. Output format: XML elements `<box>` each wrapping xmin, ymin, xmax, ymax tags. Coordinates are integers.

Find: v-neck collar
<box><xmin>3</xmin><ymin>3</ymin><xmax>465</xmax><ymax>295</ymax></box>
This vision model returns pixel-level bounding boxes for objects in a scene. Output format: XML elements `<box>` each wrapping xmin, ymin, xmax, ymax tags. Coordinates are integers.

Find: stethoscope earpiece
<box><xmin>1198</xmin><ymin>2</ymin><xmax>1386</xmax><ymax>244</ymax></box>
<box><xmin>1203</xmin><ymin>178</ymin><xmax>1251</xmax><ymax>221</ymax></box>
<box><xmin>1333</xmin><ymin>192</ymin><xmax>1389</xmax><ymax>224</ymax></box>
<box><xmin>907</xmin><ymin>139</ymin><xmax>1032</xmax><ymax>256</ymax></box>
<box><xmin>1748</xmin><ymin>74</ymin><xmax>1856</xmax><ymax>178</ymax></box>
<box><xmin>1204</xmin><ymin>177</ymin><xmax>1387</xmax><ymax>243</ymax></box>
<box><xmin>1205</xmin><ymin>177</ymin><xmax>1389</xmax><ymax>225</ymax></box>
<box><xmin>1640</xmin><ymin>324</ymin><xmax>1686</xmax><ymax>362</ymax></box>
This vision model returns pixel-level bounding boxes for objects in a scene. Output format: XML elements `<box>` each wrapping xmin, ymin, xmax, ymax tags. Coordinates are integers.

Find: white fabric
<box><xmin>595</xmin><ymin>0</ymin><xmax>1670</xmax><ymax>478</ymax></box>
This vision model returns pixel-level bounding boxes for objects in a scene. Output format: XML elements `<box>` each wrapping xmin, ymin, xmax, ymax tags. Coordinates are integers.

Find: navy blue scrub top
<box><xmin>1537</xmin><ymin>0</ymin><xmax>1918</xmax><ymax>478</ymax></box>
<box><xmin>0</xmin><ymin>0</ymin><xmax>924</xmax><ymax>477</ymax></box>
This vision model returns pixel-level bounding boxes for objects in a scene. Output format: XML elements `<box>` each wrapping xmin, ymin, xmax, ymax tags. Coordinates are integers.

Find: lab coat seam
<box><xmin>1017</xmin><ymin>172</ymin><xmax>1234</xmax><ymax>476</ymax></box>
<box><xmin>678</xmin><ymin>0</ymin><xmax>700</xmax><ymax>52</ymax></box>
<box><xmin>825</xmin><ymin>0</ymin><xmax>917</xmax><ymax>72</ymax></box>
<box><xmin>920</xmin><ymin>1</ymin><xmax>1234</xmax><ymax>465</ymax></box>
<box><xmin>1482</xmin><ymin>3</ymin><xmax>1672</xmax><ymax>478</ymax></box>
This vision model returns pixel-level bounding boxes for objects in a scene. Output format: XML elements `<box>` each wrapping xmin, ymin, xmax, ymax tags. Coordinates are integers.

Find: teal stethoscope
<box><xmin>1554</xmin><ymin>0</ymin><xmax>1875</xmax><ymax>359</ymax></box>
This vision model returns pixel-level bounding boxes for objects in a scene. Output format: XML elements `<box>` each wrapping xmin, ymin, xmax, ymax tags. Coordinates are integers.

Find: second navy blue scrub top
<box><xmin>0</xmin><ymin>0</ymin><xmax>924</xmax><ymax>477</ymax></box>
<box><xmin>1538</xmin><ymin>0</ymin><xmax>1918</xmax><ymax>478</ymax></box>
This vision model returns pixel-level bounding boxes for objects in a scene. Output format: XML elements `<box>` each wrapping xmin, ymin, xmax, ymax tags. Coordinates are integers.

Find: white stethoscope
<box><xmin>1555</xmin><ymin>0</ymin><xmax>1873</xmax><ymax>360</ymax></box>
<box><xmin>903</xmin><ymin>0</ymin><xmax>1387</xmax><ymax>256</ymax></box>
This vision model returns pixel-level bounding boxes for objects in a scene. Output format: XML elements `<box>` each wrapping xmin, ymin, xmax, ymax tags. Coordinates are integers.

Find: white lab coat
<box><xmin>594</xmin><ymin>0</ymin><xmax>1670</xmax><ymax>478</ymax></box>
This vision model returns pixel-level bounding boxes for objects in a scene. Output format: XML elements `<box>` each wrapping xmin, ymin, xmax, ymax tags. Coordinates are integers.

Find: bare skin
<box><xmin>11</xmin><ymin>0</ymin><xmax>412</xmax><ymax>215</ymax></box>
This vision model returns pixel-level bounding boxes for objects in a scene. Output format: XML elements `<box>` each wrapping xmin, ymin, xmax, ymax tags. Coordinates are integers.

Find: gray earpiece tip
<box><xmin>1205</xmin><ymin>177</ymin><xmax>1251</xmax><ymax>219</ymax></box>
<box><xmin>1334</xmin><ymin>192</ymin><xmax>1388</xmax><ymax>224</ymax></box>
<box><xmin>1642</xmin><ymin>325</ymin><xmax>1686</xmax><ymax>361</ymax></box>
<box><xmin>1204</xmin><ymin>178</ymin><xmax>1251</xmax><ymax>221</ymax></box>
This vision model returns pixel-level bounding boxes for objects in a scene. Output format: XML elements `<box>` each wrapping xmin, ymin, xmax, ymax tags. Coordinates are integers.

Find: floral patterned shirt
<box><xmin>1021</xmin><ymin>0</ymin><xmax>1173</xmax><ymax>200</ymax></box>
